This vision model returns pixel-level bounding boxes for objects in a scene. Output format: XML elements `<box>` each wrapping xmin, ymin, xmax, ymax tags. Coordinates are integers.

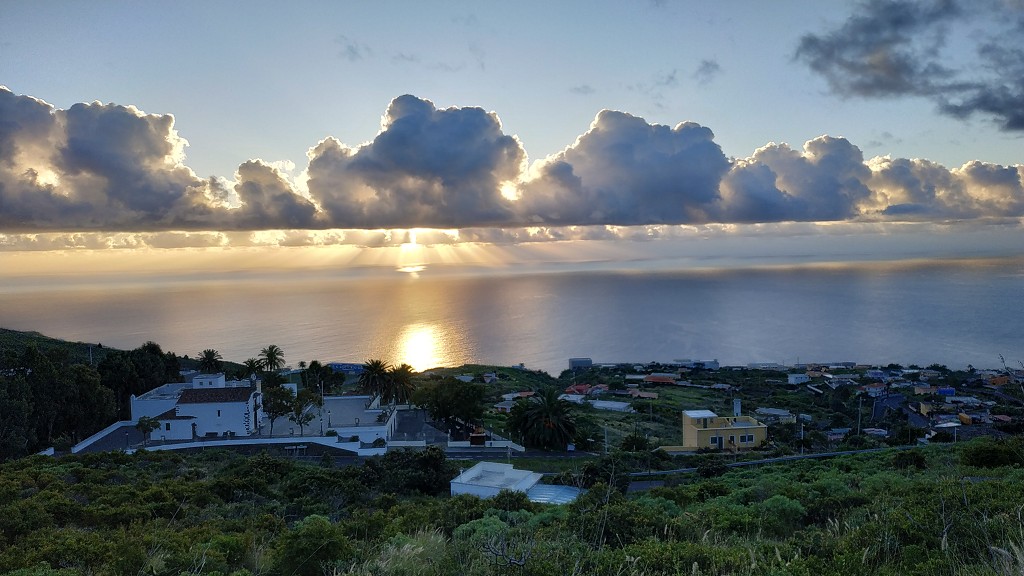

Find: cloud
<box><xmin>335</xmin><ymin>35</ymin><xmax>372</xmax><ymax>61</ymax></box>
<box><xmin>518</xmin><ymin>110</ymin><xmax>731</xmax><ymax>225</ymax></box>
<box><xmin>796</xmin><ymin>0</ymin><xmax>1024</xmax><ymax>130</ymax></box>
<box><xmin>306</xmin><ymin>94</ymin><xmax>524</xmax><ymax>228</ymax></box>
<box><xmin>0</xmin><ymin>87</ymin><xmax>1021</xmax><ymax>246</ymax></box>
<box><xmin>693</xmin><ymin>59</ymin><xmax>722</xmax><ymax>85</ymax></box>
<box><xmin>0</xmin><ymin>87</ymin><xmax>223</xmax><ymax>231</ymax></box>
<box><xmin>570</xmin><ymin>84</ymin><xmax>596</xmax><ymax>95</ymax></box>
<box><xmin>232</xmin><ymin>160</ymin><xmax>319</xmax><ymax>229</ymax></box>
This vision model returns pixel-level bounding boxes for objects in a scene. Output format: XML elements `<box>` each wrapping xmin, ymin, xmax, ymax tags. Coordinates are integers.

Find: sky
<box><xmin>1</xmin><ymin>0</ymin><xmax>1022</xmax><ymax>273</ymax></box>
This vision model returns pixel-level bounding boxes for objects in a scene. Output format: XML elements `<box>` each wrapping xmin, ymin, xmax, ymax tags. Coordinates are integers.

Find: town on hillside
<box><xmin>41</xmin><ymin>346</ymin><xmax>1023</xmax><ymax>466</ymax></box>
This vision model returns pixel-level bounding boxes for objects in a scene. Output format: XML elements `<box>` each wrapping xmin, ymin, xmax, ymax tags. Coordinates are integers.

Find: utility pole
<box><xmin>857</xmin><ymin>396</ymin><xmax>863</xmax><ymax>436</ymax></box>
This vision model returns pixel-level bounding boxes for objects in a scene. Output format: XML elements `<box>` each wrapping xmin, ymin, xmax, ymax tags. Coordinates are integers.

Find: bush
<box><xmin>892</xmin><ymin>450</ymin><xmax>927</xmax><ymax>470</ymax></box>
<box><xmin>960</xmin><ymin>437</ymin><xmax>1024</xmax><ymax>468</ymax></box>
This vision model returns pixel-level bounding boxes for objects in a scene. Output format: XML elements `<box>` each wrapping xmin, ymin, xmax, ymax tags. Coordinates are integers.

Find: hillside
<box><xmin>2</xmin><ymin>439</ymin><xmax>1023</xmax><ymax>575</ymax></box>
<box><xmin>0</xmin><ymin>328</ymin><xmax>118</xmax><ymax>367</ymax></box>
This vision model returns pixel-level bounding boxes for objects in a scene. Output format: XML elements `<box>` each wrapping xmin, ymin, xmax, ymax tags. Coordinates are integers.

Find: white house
<box><xmin>132</xmin><ymin>373</ymin><xmax>262</xmax><ymax>441</ymax></box>
<box><xmin>450</xmin><ymin>461</ymin><xmax>583</xmax><ymax>504</ymax></box>
<box><xmin>787</xmin><ymin>373</ymin><xmax>810</xmax><ymax>385</ymax></box>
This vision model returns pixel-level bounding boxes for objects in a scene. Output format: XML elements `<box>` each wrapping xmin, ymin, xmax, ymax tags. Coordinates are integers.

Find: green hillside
<box><xmin>2</xmin><ymin>439</ymin><xmax>1023</xmax><ymax>575</ymax></box>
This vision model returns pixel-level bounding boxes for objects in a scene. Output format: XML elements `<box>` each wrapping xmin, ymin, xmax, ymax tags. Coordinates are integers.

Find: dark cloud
<box><xmin>796</xmin><ymin>0</ymin><xmax>1024</xmax><ymax>130</ymax></box>
<box><xmin>693</xmin><ymin>59</ymin><xmax>722</xmax><ymax>85</ymax></box>
<box><xmin>232</xmin><ymin>160</ymin><xmax>319</xmax><ymax>229</ymax></box>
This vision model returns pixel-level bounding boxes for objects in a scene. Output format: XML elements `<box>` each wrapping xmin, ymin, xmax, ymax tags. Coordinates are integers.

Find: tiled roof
<box><xmin>177</xmin><ymin>386</ymin><xmax>255</xmax><ymax>404</ymax></box>
<box><xmin>157</xmin><ymin>408</ymin><xmax>195</xmax><ymax>420</ymax></box>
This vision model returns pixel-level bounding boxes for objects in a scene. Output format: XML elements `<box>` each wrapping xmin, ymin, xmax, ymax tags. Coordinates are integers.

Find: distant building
<box><xmin>755</xmin><ymin>407</ymin><xmax>797</xmax><ymax>424</ymax></box>
<box><xmin>568</xmin><ymin>358</ymin><xmax>593</xmax><ymax>370</ymax></box>
<box><xmin>787</xmin><ymin>374</ymin><xmax>810</xmax><ymax>385</ymax></box>
<box><xmin>680</xmin><ymin>409</ymin><xmax>767</xmax><ymax>451</ymax></box>
<box><xmin>327</xmin><ymin>362</ymin><xmax>365</xmax><ymax>374</ymax></box>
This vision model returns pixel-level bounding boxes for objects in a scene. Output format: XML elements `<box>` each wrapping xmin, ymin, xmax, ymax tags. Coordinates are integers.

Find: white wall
<box><xmin>177</xmin><ymin>395</ymin><xmax>258</xmax><ymax>437</ymax></box>
<box><xmin>154</xmin><ymin>418</ymin><xmax>194</xmax><ymax>441</ymax></box>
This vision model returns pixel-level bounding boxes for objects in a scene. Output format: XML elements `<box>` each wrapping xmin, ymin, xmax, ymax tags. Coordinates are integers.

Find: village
<box><xmin>65</xmin><ymin>354</ymin><xmax>1024</xmax><ymax>466</ymax></box>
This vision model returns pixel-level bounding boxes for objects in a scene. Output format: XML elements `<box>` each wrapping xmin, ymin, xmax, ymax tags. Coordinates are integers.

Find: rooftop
<box><xmin>684</xmin><ymin>410</ymin><xmax>718</xmax><ymax>418</ymax></box>
<box><xmin>178</xmin><ymin>386</ymin><xmax>256</xmax><ymax>404</ymax></box>
<box><xmin>451</xmin><ymin>462</ymin><xmax>542</xmax><ymax>490</ymax></box>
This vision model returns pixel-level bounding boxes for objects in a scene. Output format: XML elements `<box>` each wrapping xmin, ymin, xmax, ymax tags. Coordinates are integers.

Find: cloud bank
<box><xmin>0</xmin><ymin>86</ymin><xmax>1021</xmax><ymax>242</ymax></box>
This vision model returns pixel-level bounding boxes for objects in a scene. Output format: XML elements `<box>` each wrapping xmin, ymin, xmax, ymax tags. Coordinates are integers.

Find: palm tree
<box><xmin>509</xmin><ymin>387</ymin><xmax>577</xmax><ymax>450</ymax></box>
<box><xmin>259</xmin><ymin>345</ymin><xmax>285</xmax><ymax>373</ymax></box>
<box><xmin>243</xmin><ymin>358</ymin><xmax>262</xmax><ymax>380</ymax></box>
<box><xmin>386</xmin><ymin>363</ymin><xmax>416</xmax><ymax>405</ymax></box>
<box><xmin>197</xmin><ymin>349</ymin><xmax>223</xmax><ymax>374</ymax></box>
<box><xmin>358</xmin><ymin>359</ymin><xmax>392</xmax><ymax>400</ymax></box>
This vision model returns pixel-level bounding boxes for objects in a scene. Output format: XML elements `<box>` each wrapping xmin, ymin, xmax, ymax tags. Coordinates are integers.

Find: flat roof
<box><xmin>526</xmin><ymin>484</ymin><xmax>584</xmax><ymax>505</ymax></box>
<box><xmin>684</xmin><ymin>410</ymin><xmax>718</xmax><ymax>418</ymax></box>
<box><xmin>451</xmin><ymin>462</ymin><xmax>542</xmax><ymax>490</ymax></box>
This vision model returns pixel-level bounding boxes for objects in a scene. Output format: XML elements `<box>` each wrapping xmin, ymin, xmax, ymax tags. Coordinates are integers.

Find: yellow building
<box><xmin>681</xmin><ymin>409</ymin><xmax>767</xmax><ymax>451</ymax></box>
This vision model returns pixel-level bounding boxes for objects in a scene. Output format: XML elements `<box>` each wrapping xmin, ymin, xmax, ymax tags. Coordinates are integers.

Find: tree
<box><xmin>0</xmin><ymin>373</ymin><xmax>34</xmax><ymax>460</ymax></box>
<box><xmin>259</xmin><ymin>345</ymin><xmax>285</xmax><ymax>373</ymax></box>
<box><xmin>288</xmin><ymin>389</ymin><xmax>321</xmax><ymax>437</ymax></box>
<box><xmin>197</xmin><ymin>349</ymin><xmax>223</xmax><ymax>374</ymax></box>
<box><xmin>135</xmin><ymin>416</ymin><xmax>160</xmax><ymax>446</ymax></box>
<box><xmin>305</xmin><ymin>360</ymin><xmax>326</xmax><ymax>395</ymax></box>
<box><xmin>508</xmin><ymin>387</ymin><xmax>577</xmax><ymax>450</ymax></box>
<box><xmin>386</xmin><ymin>363</ymin><xmax>416</xmax><ymax>405</ymax></box>
<box><xmin>410</xmin><ymin>377</ymin><xmax>485</xmax><ymax>434</ymax></box>
<box><xmin>262</xmin><ymin>385</ymin><xmax>293</xmax><ymax>437</ymax></box>
<box><xmin>243</xmin><ymin>358</ymin><xmax>262</xmax><ymax>379</ymax></box>
<box><xmin>359</xmin><ymin>359</ymin><xmax>392</xmax><ymax>399</ymax></box>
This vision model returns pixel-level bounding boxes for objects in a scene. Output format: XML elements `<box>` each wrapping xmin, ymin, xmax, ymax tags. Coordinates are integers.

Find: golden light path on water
<box><xmin>396</xmin><ymin>323</ymin><xmax>456</xmax><ymax>372</ymax></box>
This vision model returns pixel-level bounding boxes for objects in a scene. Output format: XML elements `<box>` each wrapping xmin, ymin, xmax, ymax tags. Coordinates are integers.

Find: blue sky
<box><xmin>0</xmin><ymin>0</ymin><xmax>1022</xmax><ymax>261</ymax></box>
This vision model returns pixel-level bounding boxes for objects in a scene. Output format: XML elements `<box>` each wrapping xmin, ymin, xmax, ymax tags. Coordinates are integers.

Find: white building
<box><xmin>132</xmin><ymin>373</ymin><xmax>262</xmax><ymax>441</ymax></box>
<box><xmin>787</xmin><ymin>373</ymin><xmax>810</xmax><ymax>385</ymax></box>
<box><xmin>450</xmin><ymin>462</ymin><xmax>583</xmax><ymax>504</ymax></box>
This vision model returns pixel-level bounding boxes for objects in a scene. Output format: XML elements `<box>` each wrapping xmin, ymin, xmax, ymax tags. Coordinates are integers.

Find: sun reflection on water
<box><xmin>397</xmin><ymin>323</ymin><xmax>452</xmax><ymax>372</ymax></box>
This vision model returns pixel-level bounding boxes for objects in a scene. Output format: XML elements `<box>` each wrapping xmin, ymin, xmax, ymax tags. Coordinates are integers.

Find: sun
<box><xmin>500</xmin><ymin>181</ymin><xmax>520</xmax><ymax>201</ymax></box>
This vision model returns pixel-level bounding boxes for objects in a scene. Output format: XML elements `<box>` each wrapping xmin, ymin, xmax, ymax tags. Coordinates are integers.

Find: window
<box><xmin>165</xmin><ymin>423</ymin><xmax>170</xmax><ymax>431</ymax></box>
<box><xmin>217</xmin><ymin>410</ymin><xmax>221</xmax><ymax>417</ymax></box>
<box><xmin>739</xmin><ymin>434</ymin><xmax>754</xmax><ymax>443</ymax></box>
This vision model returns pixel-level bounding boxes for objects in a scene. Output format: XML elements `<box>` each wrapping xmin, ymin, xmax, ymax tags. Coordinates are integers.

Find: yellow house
<box><xmin>681</xmin><ymin>410</ymin><xmax>767</xmax><ymax>451</ymax></box>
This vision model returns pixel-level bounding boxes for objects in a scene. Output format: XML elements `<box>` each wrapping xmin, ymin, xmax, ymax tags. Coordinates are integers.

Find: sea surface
<box><xmin>2</xmin><ymin>257</ymin><xmax>1023</xmax><ymax>375</ymax></box>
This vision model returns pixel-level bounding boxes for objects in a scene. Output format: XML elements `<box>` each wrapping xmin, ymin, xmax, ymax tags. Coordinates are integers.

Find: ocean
<box><xmin>2</xmin><ymin>256</ymin><xmax>1022</xmax><ymax>375</ymax></box>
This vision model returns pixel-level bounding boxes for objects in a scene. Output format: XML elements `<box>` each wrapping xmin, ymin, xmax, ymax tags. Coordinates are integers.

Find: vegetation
<box><xmin>507</xmin><ymin>387</ymin><xmax>578</xmax><ymax>449</ymax></box>
<box><xmin>197</xmin><ymin>349</ymin><xmax>223</xmax><ymax>374</ymax></box>
<box><xmin>259</xmin><ymin>344</ymin><xmax>286</xmax><ymax>373</ymax></box>
<box><xmin>411</xmin><ymin>377</ymin><xmax>486</xmax><ymax>434</ymax></box>
<box><xmin>1</xmin><ymin>439</ymin><xmax>1023</xmax><ymax>575</ymax></box>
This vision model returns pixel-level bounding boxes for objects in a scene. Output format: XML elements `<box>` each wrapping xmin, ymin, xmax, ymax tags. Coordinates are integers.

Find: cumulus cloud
<box><xmin>518</xmin><ymin>110</ymin><xmax>731</xmax><ymax>225</ymax></box>
<box><xmin>306</xmin><ymin>94</ymin><xmax>524</xmax><ymax>228</ymax></box>
<box><xmin>796</xmin><ymin>0</ymin><xmax>1024</xmax><ymax>130</ymax></box>
<box><xmin>0</xmin><ymin>87</ymin><xmax>1022</xmax><ymax>248</ymax></box>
